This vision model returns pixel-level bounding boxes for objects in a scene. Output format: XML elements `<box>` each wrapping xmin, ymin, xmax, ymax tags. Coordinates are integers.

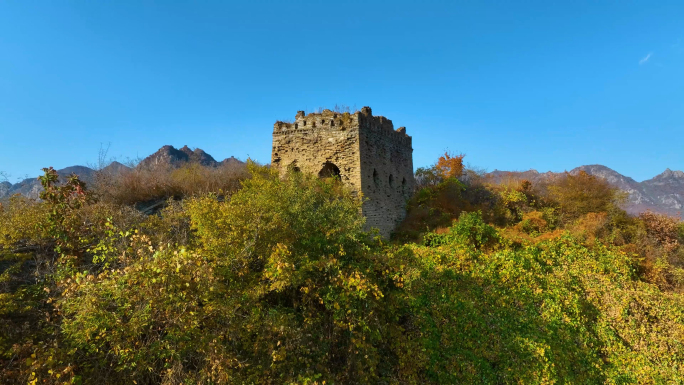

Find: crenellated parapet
<box><xmin>273</xmin><ymin>107</ymin><xmax>411</xmax><ymax>145</ymax></box>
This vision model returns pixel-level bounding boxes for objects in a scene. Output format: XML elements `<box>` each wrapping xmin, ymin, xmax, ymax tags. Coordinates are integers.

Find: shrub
<box><xmin>640</xmin><ymin>211</ymin><xmax>681</xmax><ymax>252</ymax></box>
<box><xmin>55</xmin><ymin>163</ymin><xmax>399</xmax><ymax>384</ymax></box>
<box><xmin>0</xmin><ymin>195</ymin><xmax>49</xmax><ymax>251</ymax></box>
<box><xmin>424</xmin><ymin>211</ymin><xmax>499</xmax><ymax>249</ymax></box>
<box><xmin>547</xmin><ymin>171</ymin><xmax>621</xmax><ymax>223</ymax></box>
<box><xmin>95</xmin><ymin>161</ymin><xmax>248</xmax><ymax>205</ymax></box>
<box><xmin>399</xmin><ymin>235</ymin><xmax>684</xmax><ymax>383</ymax></box>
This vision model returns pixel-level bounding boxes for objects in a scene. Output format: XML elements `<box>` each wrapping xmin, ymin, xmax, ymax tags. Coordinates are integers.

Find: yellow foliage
<box><xmin>548</xmin><ymin>171</ymin><xmax>619</xmax><ymax>223</ymax></box>
<box><xmin>0</xmin><ymin>195</ymin><xmax>49</xmax><ymax>249</ymax></box>
<box><xmin>2</xmin><ymin>159</ymin><xmax>684</xmax><ymax>383</ymax></box>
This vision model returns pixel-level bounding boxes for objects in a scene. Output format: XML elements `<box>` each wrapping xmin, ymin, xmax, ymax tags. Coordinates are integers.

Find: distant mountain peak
<box><xmin>138</xmin><ymin>145</ymin><xmax>219</xmax><ymax>169</ymax></box>
<box><xmin>221</xmin><ymin>156</ymin><xmax>244</xmax><ymax>166</ymax></box>
<box><xmin>185</xmin><ymin>146</ymin><xmax>218</xmax><ymax>166</ymax></box>
<box><xmin>654</xmin><ymin>168</ymin><xmax>684</xmax><ymax>180</ymax></box>
<box><xmin>100</xmin><ymin>161</ymin><xmax>131</xmax><ymax>175</ymax></box>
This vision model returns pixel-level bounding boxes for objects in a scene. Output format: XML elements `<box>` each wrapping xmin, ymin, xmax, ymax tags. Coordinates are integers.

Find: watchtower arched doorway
<box><xmin>318</xmin><ymin>162</ymin><xmax>341</xmax><ymax>179</ymax></box>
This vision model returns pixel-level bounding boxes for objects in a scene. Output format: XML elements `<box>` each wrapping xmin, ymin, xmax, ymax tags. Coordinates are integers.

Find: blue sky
<box><xmin>0</xmin><ymin>1</ymin><xmax>682</xmax><ymax>182</ymax></box>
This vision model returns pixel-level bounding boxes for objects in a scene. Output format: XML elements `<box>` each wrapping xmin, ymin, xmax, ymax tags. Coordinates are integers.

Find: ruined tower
<box><xmin>271</xmin><ymin>106</ymin><xmax>415</xmax><ymax>237</ymax></box>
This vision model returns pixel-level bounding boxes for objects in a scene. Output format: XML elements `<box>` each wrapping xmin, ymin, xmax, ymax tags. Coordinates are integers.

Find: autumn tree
<box><xmin>640</xmin><ymin>211</ymin><xmax>682</xmax><ymax>252</ymax></box>
<box><xmin>547</xmin><ymin>171</ymin><xmax>621</xmax><ymax>223</ymax></box>
<box><xmin>435</xmin><ymin>151</ymin><xmax>465</xmax><ymax>179</ymax></box>
<box><xmin>415</xmin><ymin>152</ymin><xmax>465</xmax><ymax>189</ymax></box>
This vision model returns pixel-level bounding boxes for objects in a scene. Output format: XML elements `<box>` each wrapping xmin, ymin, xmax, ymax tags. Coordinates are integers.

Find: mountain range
<box><xmin>489</xmin><ymin>165</ymin><xmax>683</xmax><ymax>217</ymax></box>
<box><xmin>137</xmin><ymin>145</ymin><xmax>242</xmax><ymax>169</ymax></box>
<box><xmin>1</xmin><ymin>147</ymin><xmax>681</xmax><ymax>218</ymax></box>
<box><xmin>0</xmin><ymin>145</ymin><xmax>244</xmax><ymax>200</ymax></box>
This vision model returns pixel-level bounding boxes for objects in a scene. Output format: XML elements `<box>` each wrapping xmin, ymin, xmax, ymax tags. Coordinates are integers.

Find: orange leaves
<box><xmin>435</xmin><ymin>152</ymin><xmax>465</xmax><ymax>180</ymax></box>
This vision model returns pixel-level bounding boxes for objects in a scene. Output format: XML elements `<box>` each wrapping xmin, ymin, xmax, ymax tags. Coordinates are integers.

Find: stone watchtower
<box><xmin>271</xmin><ymin>106</ymin><xmax>415</xmax><ymax>237</ymax></box>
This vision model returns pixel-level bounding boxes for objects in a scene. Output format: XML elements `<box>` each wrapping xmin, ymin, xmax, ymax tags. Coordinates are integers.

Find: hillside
<box><xmin>0</xmin><ymin>181</ymin><xmax>10</xmax><ymax>197</ymax></box>
<box><xmin>1</xmin><ymin>164</ymin><xmax>112</xmax><ymax>200</ymax></box>
<box><xmin>3</xmin><ymin>158</ymin><xmax>684</xmax><ymax>383</ymax></box>
<box><xmin>488</xmin><ymin>165</ymin><xmax>684</xmax><ymax>217</ymax></box>
<box><xmin>0</xmin><ymin>146</ymin><xmax>244</xmax><ymax>200</ymax></box>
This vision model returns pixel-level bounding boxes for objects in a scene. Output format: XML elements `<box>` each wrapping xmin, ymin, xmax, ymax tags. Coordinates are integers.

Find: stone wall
<box><xmin>271</xmin><ymin>107</ymin><xmax>414</xmax><ymax>237</ymax></box>
<box><xmin>357</xmin><ymin>107</ymin><xmax>415</xmax><ymax>236</ymax></box>
<box><xmin>272</xmin><ymin>109</ymin><xmax>363</xmax><ymax>192</ymax></box>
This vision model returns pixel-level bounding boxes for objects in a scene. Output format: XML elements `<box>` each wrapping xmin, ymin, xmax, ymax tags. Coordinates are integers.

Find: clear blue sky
<box><xmin>1</xmin><ymin>1</ymin><xmax>682</xmax><ymax>182</ymax></box>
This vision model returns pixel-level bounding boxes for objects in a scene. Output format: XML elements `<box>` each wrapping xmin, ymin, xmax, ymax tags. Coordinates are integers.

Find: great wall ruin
<box><xmin>272</xmin><ymin>106</ymin><xmax>415</xmax><ymax>237</ymax></box>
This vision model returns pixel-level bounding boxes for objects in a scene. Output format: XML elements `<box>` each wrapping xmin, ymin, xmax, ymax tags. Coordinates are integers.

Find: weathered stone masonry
<box><xmin>271</xmin><ymin>106</ymin><xmax>415</xmax><ymax>237</ymax></box>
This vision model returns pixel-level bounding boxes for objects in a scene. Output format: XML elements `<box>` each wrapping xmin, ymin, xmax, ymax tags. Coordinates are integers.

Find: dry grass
<box><xmin>94</xmin><ymin>161</ymin><xmax>249</xmax><ymax>205</ymax></box>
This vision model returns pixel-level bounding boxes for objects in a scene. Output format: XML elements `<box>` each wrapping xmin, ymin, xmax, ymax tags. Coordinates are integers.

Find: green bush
<box><xmin>401</xmin><ymin>233</ymin><xmax>684</xmax><ymax>383</ymax></box>
<box><xmin>54</xmin><ymin>163</ymin><xmax>400</xmax><ymax>384</ymax></box>
<box><xmin>424</xmin><ymin>211</ymin><xmax>498</xmax><ymax>249</ymax></box>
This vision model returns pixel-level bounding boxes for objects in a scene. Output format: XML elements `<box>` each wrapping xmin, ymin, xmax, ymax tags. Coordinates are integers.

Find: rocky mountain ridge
<box><xmin>489</xmin><ymin>164</ymin><xmax>683</xmax><ymax>217</ymax></box>
<box><xmin>0</xmin><ymin>146</ymin><xmax>244</xmax><ymax>200</ymax></box>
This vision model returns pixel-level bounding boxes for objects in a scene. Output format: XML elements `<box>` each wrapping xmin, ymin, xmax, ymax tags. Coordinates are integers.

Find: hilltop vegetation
<box><xmin>488</xmin><ymin>165</ymin><xmax>684</xmax><ymax>218</ymax></box>
<box><xmin>1</xmin><ymin>154</ymin><xmax>684</xmax><ymax>384</ymax></box>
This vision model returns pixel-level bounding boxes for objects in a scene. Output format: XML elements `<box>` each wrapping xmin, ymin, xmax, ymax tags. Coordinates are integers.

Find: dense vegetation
<box><xmin>1</xmin><ymin>156</ymin><xmax>684</xmax><ymax>384</ymax></box>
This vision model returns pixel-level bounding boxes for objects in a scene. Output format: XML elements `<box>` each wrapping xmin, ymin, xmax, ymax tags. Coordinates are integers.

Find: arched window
<box><xmin>318</xmin><ymin>162</ymin><xmax>341</xmax><ymax>178</ymax></box>
<box><xmin>373</xmin><ymin>169</ymin><xmax>380</xmax><ymax>187</ymax></box>
<box><xmin>389</xmin><ymin>174</ymin><xmax>395</xmax><ymax>188</ymax></box>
